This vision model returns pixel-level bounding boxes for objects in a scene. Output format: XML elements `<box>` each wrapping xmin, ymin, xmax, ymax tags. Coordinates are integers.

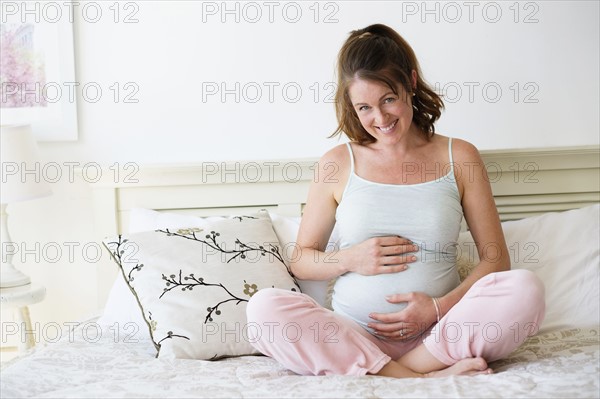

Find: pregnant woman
<box><xmin>246</xmin><ymin>23</ymin><xmax>545</xmax><ymax>378</ymax></box>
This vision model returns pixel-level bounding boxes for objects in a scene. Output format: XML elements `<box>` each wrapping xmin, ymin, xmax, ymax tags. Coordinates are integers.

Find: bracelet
<box><xmin>431</xmin><ymin>297</ymin><xmax>441</xmax><ymax>324</ymax></box>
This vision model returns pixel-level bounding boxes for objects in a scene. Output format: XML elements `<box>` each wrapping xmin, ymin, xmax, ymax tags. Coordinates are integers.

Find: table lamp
<box><xmin>1</xmin><ymin>124</ymin><xmax>52</xmax><ymax>288</ymax></box>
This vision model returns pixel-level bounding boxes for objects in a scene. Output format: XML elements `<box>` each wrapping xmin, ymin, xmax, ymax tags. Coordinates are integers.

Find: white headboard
<box><xmin>91</xmin><ymin>159</ymin><xmax>315</xmax><ymax>234</ymax></box>
<box><xmin>89</xmin><ymin>146</ymin><xmax>599</xmax><ymax>308</ymax></box>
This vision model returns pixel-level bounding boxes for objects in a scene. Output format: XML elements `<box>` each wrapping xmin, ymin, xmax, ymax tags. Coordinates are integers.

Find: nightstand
<box><xmin>0</xmin><ymin>285</ymin><xmax>46</xmax><ymax>354</ymax></box>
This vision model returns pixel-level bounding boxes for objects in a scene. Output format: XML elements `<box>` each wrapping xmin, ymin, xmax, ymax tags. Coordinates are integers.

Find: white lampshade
<box><xmin>1</xmin><ymin>124</ymin><xmax>52</xmax><ymax>288</ymax></box>
<box><xmin>1</xmin><ymin>124</ymin><xmax>52</xmax><ymax>204</ymax></box>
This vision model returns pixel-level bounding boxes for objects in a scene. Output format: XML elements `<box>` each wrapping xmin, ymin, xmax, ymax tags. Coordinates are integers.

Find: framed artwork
<box><xmin>0</xmin><ymin>5</ymin><xmax>78</xmax><ymax>141</ymax></box>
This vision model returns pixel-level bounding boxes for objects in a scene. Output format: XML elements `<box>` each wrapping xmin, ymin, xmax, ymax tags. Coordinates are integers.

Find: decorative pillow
<box><xmin>98</xmin><ymin>209</ymin><xmax>211</xmax><ymax>335</ymax></box>
<box><xmin>98</xmin><ymin>209</ymin><xmax>340</xmax><ymax>333</ymax></box>
<box><xmin>102</xmin><ymin>210</ymin><xmax>300</xmax><ymax>360</ymax></box>
<box><xmin>456</xmin><ymin>205</ymin><xmax>600</xmax><ymax>333</ymax></box>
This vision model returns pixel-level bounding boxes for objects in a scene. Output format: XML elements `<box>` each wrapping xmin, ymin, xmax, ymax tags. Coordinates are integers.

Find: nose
<box><xmin>372</xmin><ymin>107</ymin><xmax>388</xmax><ymax>125</ymax></box>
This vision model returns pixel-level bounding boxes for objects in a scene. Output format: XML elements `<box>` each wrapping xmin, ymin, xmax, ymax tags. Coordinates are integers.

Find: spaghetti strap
<box><xmin>448</xmin><ymin>137</ymin><xmax>454</xmax><ymax>173</ymax></box>
<box><xmin>346</xmin><ymin>142</ymin><xmax>355</xmax><ymax>173</ymax></box>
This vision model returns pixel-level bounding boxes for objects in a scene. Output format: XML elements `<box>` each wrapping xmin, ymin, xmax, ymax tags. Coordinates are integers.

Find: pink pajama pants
<box><xmin>246</xmin><ymin>269</ymin><xmax>545</xmax><ymax>376</ymax></box>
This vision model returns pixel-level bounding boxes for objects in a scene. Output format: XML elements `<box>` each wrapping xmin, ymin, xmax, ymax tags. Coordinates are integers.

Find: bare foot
<box><xmin>426</xmin><ymin>358</ymin><xmax>493</xmax><ymax>378</ymax></box>
<box><xmin>375</xmin><ymin>360</ymin><xmax>425</xmax><ymax>378</ymax></box>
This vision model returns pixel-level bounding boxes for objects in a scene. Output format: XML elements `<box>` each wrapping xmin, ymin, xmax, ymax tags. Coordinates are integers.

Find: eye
<box><xmin>358</xmin><ymin>105</ymin><xmax>370</xmax><ymax>112</ymax></box>
<box><xmin>383</xmin><ymin>97</ymin><xmax>396</xmax><ymax>104</ymax></box>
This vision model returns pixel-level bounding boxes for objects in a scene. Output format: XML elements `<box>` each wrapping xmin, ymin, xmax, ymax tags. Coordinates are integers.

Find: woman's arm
<box><xmin>290</xmin><ymin>148</ymin><xmax>345</xmax><ymax>280</ymax></box>
<box><xmin>436</xmin><ymin>138</ymin><xmax>511</xmax><ymax>317</ymax></box>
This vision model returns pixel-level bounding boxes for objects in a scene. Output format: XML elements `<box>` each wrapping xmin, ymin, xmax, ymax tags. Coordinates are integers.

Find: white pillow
<box><xmin>127</xmin><ymin>208</ymin><xmax>223</xmax><ymax>233</ymax></box>
<box><xmin>457</xmin><ymin>205</ymin><xmax>600</xmax><ymax>333</ymax></box>
<box><xmin>103</xmin><ymin>210</ymin><xmax>299</xmax><ymax>360</ymax></box>
<box><xmin>98</xmin><ymin>209</ymin><xmax>338</xmax><ymax>332</ymax></box>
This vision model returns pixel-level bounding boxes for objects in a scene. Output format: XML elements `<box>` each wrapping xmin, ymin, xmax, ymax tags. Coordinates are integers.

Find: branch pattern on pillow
<box><xmin>103</xmin><ymin>210</ymin><xmax>300</xmax><ymax>360</ymax></box>
<box><xmin>156</xmin><ymin>226</ymin><xmax>297</xmax><ymax>324</ymax></box>
<box><xmin>106</xmin><ymin>234</ymin><xmax>195</xmax><ymax>348</ymax></box>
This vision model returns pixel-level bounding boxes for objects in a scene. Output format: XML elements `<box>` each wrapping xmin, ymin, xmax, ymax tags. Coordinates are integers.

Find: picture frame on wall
<box><xmin>0</xmin><ymin>3</ymin><xmax>78</xmax><ymax>141</ymax></box>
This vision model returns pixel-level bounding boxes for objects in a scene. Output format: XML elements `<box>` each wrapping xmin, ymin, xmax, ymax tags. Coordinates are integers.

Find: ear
<box><xmin>411</xmin><ymin>70</ymin><xmax>418</xmax><ymax>90</ymax></box>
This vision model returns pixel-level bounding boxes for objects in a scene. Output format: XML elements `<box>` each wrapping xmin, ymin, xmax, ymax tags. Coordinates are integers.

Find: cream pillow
<box><xmin>98</xmin><ymin>209</ymin><xmax>338</xmax><ymax>332</ymax></box>
<box><xmin>456</xmin><ymin>205</ymin><xmax>600</xmax><ymax>333</ymax></box>
<box><xmin>103</xmin><ymin>210</ymin><xmax>300</xmax><ymax>359</ymax></box>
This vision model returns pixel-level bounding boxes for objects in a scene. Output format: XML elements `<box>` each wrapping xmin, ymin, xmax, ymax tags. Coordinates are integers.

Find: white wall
<box><xmin>40</xmin><ymin>0</ymin><xmax>599</xmax><ymax>165</ymax></box>
<box><xmin>2</xmin><ymin>1</ymin><xmax>599</xmax><ymax>338</ymax></box>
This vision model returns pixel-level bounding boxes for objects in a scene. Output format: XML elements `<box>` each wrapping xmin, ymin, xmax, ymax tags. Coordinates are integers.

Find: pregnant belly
<box><xmin>331</xmin><ymin>261</ymin><xmax>460</xmax><ymax>332</ymax></box>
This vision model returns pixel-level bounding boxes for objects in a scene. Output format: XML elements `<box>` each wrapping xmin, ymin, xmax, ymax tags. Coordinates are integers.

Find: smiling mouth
<box><xmin>376</xmin><ymin>120</ymin><xmax>398</xmax><ymax>133</ymax></box>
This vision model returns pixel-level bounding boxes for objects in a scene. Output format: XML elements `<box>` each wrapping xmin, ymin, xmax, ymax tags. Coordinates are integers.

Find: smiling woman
<box><xmin>245</xmin><ymin>23</ymin><xmax>546</xmax><ymax>379</ymax></box>
<box><xmin>348</xmin><ymin>79</ymin><xmax>415</xmax><ymax>142</ymax></box>
<box><xmin>331</xmin><ymin>24</ymin><xmax>443</xmax><ymax>145</ymax></box>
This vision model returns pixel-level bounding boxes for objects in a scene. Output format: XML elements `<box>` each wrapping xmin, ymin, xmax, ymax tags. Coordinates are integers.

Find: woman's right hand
<box><xmin>341</xmin><ymin>236</ymin><xmax>419</xmax><ymax>276</ymax></box>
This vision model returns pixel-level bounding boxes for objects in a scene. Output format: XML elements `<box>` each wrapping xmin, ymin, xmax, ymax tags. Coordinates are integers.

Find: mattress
<box><xmin>1</xmin><ymin>322</ymin><xmax>598</xmax><ymax>398</ymax></box>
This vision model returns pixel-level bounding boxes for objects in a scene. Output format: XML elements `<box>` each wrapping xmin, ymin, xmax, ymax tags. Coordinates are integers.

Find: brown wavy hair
<box><xmin>331</xmin><ymin>24</ymin><xmax>444</xmax><ymax>144</ymax></box>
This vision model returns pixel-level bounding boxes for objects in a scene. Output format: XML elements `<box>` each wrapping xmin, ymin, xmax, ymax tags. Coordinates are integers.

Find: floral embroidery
<box><xmin>243</xmin><ymin>281</ymin><xmax>258</xmax><ymax>297</ymax></box>
<box><xmin>105</xmin><ymin>236</ymin><xmax>145</xmax><ymax>282</ymax></box>
<box><xmin>156</xmin><ymin>219</ymin><xmax>299</xmax><ymax>323</ymax></box>
<box><xmin>233</xmin><ymin>215</ymin><xmax>258</xmax><ymax>222</ymax></box>
<box><xmin>105</xmin><ymin>235</ymin><xmax>190</xmax><ymax>345</ymax></box>
<box><xmin>157</xmin><ymin>228</ymin><xmax>290</xmax><ymax>266</ymax></box>
<box><xmin>157</xmin><ymin>331</ymin><xmax>190</xmax><ymax>345</ymax></box>
<box><xmin>176</xmin><ymin>227</ymin><xmax>203</xmax><ymax>235</ymax></box>
<box><xmin>160</xmin><ymin>271</ymin><xmax>250</xmax><ymax>323</ymax></box>
<box><xmin>148</xmin><ymin>312</ymin><xmax>157</xmax><ymax>332</ymax></box>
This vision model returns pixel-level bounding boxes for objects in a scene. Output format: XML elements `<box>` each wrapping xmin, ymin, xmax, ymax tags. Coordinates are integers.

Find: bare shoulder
<box><xmin>449</xmin><ymin>137</ymin><xmax>483</xmax><ymax>164</ymax></box>
<box><xmin>445</xmin><ymin>137</ymin><xmax>487</xmax><ymax>199</ymax></box>
<box><xmin>319</xmin><ymin>143</ymin><xmax>350</xmax><ymax>167</ymax></box>
<box><xmin>298</xmin><ymin>144</ymin><xmax>350</xmax><ymax>249</ymax></box>
<box><xmin>315</xmin><ymin>143</ymin><xmax>351</xmax><ymax>201</ymax></box>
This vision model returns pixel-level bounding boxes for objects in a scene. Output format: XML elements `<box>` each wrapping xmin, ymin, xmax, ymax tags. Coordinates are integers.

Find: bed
<box><xmin>1</xmin><ymin>146</ymin><xmax>599</xmax><ymax>398</ymax></box>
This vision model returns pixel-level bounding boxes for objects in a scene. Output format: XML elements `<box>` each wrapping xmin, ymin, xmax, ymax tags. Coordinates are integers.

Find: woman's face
<box><xmin>348</xmin><ymin>78</ymin><xmax>414</xmax><ymax>144</ymax></box>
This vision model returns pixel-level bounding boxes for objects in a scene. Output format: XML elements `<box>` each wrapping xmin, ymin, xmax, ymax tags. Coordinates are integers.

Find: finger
<box><xmin>368</xmin><ymin>312</ymin><xmax>386</xmax><ymax>322</ymax></box>
<box><xmin>368</xmin><ymin>321</ymin><xmax>404</xmax><ymax>332</ymax></box>
<box><xmin>373</xmin><ymin>329</ymin><xmax>413</xmax><ymax>340</ymax></box>
<box><xmin>375</xmin><ymin>236</ymin><xmax>414</xmax><ymax>246</ymax></box>
<box><xmin>380</xmin><ymin>244</ymin><xmax>419</xmax><ymax>256</ymax></box>
<box><xmin>380</xmin><ymin>254</ymin><xmax>417</xmax><ymax>265</ymax></box>
<box><xmin>375</xmin><ymin>265</ymin><xmax>409</xmax><ymax>274</ymax></box>
<box><xmin>373</xmin><ymin>331</ymin><xmax>403</xmax><ymax>340</ymax></box>
<box><xmin>368</xmin><ymin>312</ymin><xmax>405</xmax><ymax>323</ymax></box>
<box><xmin>384</xmin><ymin>293</ymin><xmax>411</xmax><ymax>304</ymax></box>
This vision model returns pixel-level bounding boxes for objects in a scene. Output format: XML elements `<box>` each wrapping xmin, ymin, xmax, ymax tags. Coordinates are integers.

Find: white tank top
<box><xmin>331</xmin><ymin>138</ymin><xmax>463</xmax><ymax>333</ymax></box>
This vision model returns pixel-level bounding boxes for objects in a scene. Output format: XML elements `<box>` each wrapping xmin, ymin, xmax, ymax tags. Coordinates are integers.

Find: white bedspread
<box><xmin>1</xmin><ymin>324</ymin><xmax>598</xmax><ymax>398</ymax></box>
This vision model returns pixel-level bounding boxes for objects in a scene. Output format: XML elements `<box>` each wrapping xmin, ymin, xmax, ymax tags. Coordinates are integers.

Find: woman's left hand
<box><xmin>367</xmin><ymin>292</ymin><xmax>438</xmax><ymax>340</ymax></box>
